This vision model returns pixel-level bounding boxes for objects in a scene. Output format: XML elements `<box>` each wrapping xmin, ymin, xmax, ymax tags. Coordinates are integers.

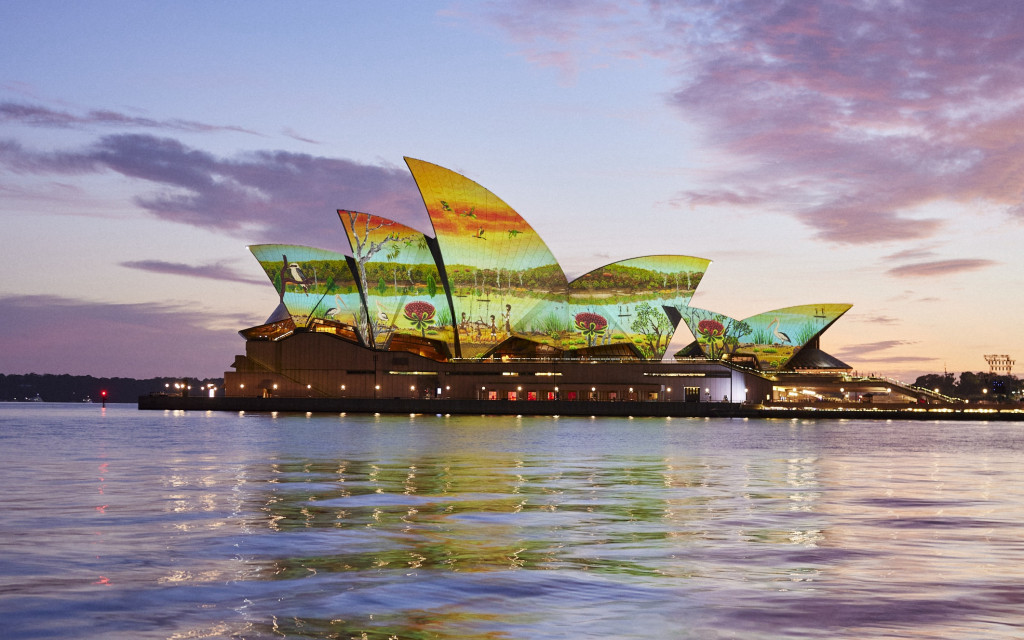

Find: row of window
<box><xmin>483</xmin><ymin>389</ymin><xmax>705</xmax><ymax>401</ymax></box>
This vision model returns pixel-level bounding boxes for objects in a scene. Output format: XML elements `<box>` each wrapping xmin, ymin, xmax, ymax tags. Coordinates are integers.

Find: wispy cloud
<box><xmin>885</xmin><ymin>259</ymin><xmax>997</xmax><ymax>278</ymax></box>
<box><xmin>848</xmin><ymin>355</ymin><xmax>937</xmax><ymax>364</ymax></box>
<box><xmin>0</xmin><ymin>134</ymin><xmax>427</xmax><ymax>247</ymax></box>
<box><xmin>849</xmin><ymin>314</ymin><xmax>900</xmax><ymax>325</ymax></box>
<box><xmin>0</xmin><ymin>101</ymin><xmax>262</xmax><ymax>135</ymax></box>
<box><xmin>834</xmin><ymin>339</ymin><xmax>913</xmax><ymax>357</ymax></box>
<box><xmin>833</xmin><ymin>339</ymin><xmax>935</xmax><ymax>365</ymax></box>
<box><xmin>0</xmin><ymin>295</ymin><xmax>246</xmax><ymax>377</ymax></box>
<box><xmin>480</xmin><ymin>1</ymin><xmax>1024</xmax><ymax>244</ymax></box>
<box><xmin>120</xmin><ymin>260</ymin><xmax>267</xmax><ymax>285</ymax></box>
<box><xmin>282</xmin><ymin>127</ymin><xmax>321</xmax><ymax>144</ymax></box>
<box><xmin>883</xmin><ymin>247</ymin><xmax>938</xmax><ymax>262</ymax></box>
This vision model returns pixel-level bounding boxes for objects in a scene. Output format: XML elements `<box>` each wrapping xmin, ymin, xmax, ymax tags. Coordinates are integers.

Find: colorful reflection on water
<box><xmin>2</xmin><ymin>404</ymin><xmax>1024</xmax><ymax>638</ymax></box>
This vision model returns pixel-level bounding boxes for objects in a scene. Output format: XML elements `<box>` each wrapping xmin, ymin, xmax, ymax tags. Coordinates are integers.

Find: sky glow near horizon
<box><xmin>2</xmin><ymin>1</ymin><xmax>1023</xmax><ymax>380</ymax></box>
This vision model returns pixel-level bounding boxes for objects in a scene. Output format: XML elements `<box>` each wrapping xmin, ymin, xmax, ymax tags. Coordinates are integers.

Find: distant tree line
<box><xmin>0</xmin><ymin>373</ymin><xmax>224</xmax><ymax>403</ymax></box>
<box><xmin>913</xmin><ymin>371</ymin><xmax>1023</xmax><ymax>401</ymax></box>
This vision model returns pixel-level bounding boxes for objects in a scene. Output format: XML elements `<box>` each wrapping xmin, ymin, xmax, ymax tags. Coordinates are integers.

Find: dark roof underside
<box><xmin>787</xmin><ymin>348</ymin><xmax>851</xmax><ymax>370</ymax></box>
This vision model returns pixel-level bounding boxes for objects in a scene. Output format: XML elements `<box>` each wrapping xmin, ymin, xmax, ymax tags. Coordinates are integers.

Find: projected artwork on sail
<box><xmin>406</xmin><ymin>157</ymin><xmax>570</xmax><ymax>357</ymax></box>
<box><xmin>678</xmin><ymin>303</ymin><xmax>852</xmax><ymax>370</ymax></box>
<box><xmin>568</xmin><ymin>255</ymin><xmax>710</xmax><ymax>359</ymax></box>
<box><xmin>248</xmin><ymin>244</ymin><xmax>364</xmax><ymax>338</ymax></box>
<box><xmin>338</xmin><ymin>211</ymin><xmax>451</xmax><ymax>351</ymax></box>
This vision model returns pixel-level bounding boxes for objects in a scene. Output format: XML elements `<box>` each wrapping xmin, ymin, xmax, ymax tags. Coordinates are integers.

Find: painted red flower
<box><xmin>403</xmin><ymin>301</ymin><xmax>436</xmax><ymax>336</ymax></box>
<box><xmin>697</xmin><ymin>319</ymin><xmax>725</xmax><ymax>338</ymax></box>
<box><xmin>574</xmin><ymin>312</ymin><xmax>608</xmax><ymax>346</ymax></box>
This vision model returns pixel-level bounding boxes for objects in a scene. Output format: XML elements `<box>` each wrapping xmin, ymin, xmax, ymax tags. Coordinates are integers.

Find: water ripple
<box><xmin>3</xmin><ymin>405</ymin><xmax>1024</xmax><ymax>638</ymax></box>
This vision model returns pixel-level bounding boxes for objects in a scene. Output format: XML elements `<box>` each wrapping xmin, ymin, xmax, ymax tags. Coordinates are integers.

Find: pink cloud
<box><xmin>482</xmin><ymin>1</ymin><xmax>1024</xmax><ymax>243</ymax></box>
<box><xmin>885</xmin><ymin>259</ymin><xmax>997</xmax><ymax>278</ymax></box>
<box><xmin>883</xmin><ymin>247</ymin><xmax>938</xmax><ymax>262</ymax></box>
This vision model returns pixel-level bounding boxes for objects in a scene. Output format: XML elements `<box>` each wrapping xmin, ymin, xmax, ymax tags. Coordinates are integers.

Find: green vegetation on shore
<box><xmin>913</xmin><ymin>371</ymin><xmax>1022</xmax><ymax>403</ymax></box>
<box><xmin>0</xmin><ymin>373</ymin><xmax>223</xmax><ymax>403</ymax></box>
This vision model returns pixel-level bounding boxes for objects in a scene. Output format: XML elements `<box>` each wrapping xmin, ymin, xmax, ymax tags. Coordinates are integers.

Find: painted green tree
<box><xmin>631</xmin><ymin>302</ymin><xmax>672</xmax><ymax>358</ymax></box>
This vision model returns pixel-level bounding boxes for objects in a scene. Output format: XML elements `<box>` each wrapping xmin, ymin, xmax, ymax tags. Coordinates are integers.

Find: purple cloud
<box><xmin>0</xmin><ymin>134</ymin><xmax>428</xmax><ymax>247</ymax></box>
<box><xmin>282</xmin><ymin>127</ymin><xmax>321</xmax><ymax>144</ymax></box>
<box><xmin>885</xmin><ymin>259</ymin><xmax>997</xmax><ymax>278</ymax></box>
<box><xmin>120</xmin><ymin>260</ymin><xmax>267</xmax><ymax>285</ymax></box>
<box><xmin>0</xmin><ymin>101</ymin><xmax>261</xmax><ymax>135</ymax></box>
<box><xmin>481</xmin><ymin>1</ymin><xmax>1024</xmax><ymax>244</ymax></box>
<box><xmin>0</xmin><ymin>295</ymin><xmax>250</xmax><ymax>378</ymax></box>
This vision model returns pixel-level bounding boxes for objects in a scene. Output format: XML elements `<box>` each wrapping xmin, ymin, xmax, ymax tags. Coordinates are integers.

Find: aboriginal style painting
<box><xmin>248</xmin><ymin>244</ymin><xmax>364</xmax><ymax>336</ymax></box>
<box><xmin>242</xmin><ymin>158</ymin><xmax>854</xmax><ymax>372</ymax></box>
<box><xmin>406</xmin><ymin>157</ymin><xmax>570</xmax><ymax>357</ymax></box>
<box><xmin>337</xmin><ymin>211</ymin><xmax>451</xmax><ymax>349</ymax></box>
<box><xmin>678</xmin><ymin>304</ymin><xmax>852</xmax><ymax>370</ymax></box>
<box><xmin>566</xmin><ymin>255</ymin><xmax>711</xmax><ymax>358</ymax></box>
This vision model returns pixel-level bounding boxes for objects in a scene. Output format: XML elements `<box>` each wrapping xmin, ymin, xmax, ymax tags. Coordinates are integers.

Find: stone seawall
<box><xmin>137</xmin><ymin>395</ymin><xmax>1024</xmax><ymax>421</ymax></box>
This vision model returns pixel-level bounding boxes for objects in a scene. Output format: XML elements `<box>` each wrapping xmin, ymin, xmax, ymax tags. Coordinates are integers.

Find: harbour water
<box><xmin>2</xmin><ymin>404</ymin><xmax>1023</xmax><ymax>639</ymax></box>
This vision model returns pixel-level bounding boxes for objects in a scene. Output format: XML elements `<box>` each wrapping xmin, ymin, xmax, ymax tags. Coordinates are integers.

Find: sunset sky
<box><xmin>3</xmin><ymin>1</ymin><xmax>1024</xmax><ymax>381</ymax></box>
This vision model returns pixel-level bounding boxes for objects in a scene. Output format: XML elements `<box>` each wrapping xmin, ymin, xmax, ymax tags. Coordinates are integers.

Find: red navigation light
<box><xmin>101</xmin><ymin>390</ymin><xmax>107</xmax><ymax>397</ymax></box>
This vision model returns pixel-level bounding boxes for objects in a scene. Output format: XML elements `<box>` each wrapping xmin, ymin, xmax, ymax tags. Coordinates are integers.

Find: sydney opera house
<box><xmin>223</xmin><ymin>158</ymin><xmax>915</xmax><ymax>407</ymax></box>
